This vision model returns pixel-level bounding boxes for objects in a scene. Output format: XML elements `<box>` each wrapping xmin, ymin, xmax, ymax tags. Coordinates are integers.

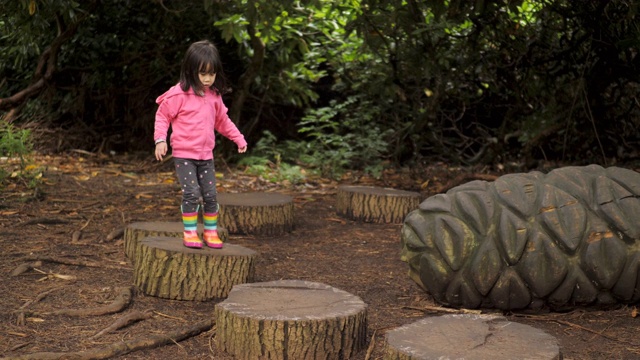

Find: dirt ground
<box><xmin>1</xmin><ymin>153</ymin><xmax>640</xmax><ymax>360</ymax></box>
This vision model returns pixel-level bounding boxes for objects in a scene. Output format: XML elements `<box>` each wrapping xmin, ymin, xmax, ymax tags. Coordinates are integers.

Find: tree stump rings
<box><xmin>124</xmin><ymin>221</ymin><xmax>229</xmax><ymax>260</ymax></box>
<box><xmin>336</xmin><ymin>185</ymin><xmax>421</xmax><ymax>223</ymax></box>
<box><xmin>218</xmin><ymin>192</ymin><xmax>294</xmax><ymax>235</ymax></box>
<box><xmin>384</xmin><ymin>314</ymin><xmax>561</xmax><ymax>360</ymax></box>
<box><xmin>133</xmin><ymin>236</ymin><xmax>257</xmax><ymax>301</ymax></box>
<box><xmin>215</xmin><ymin>280</ymin><xmax>368</xmax><ymax>359</ymax></box>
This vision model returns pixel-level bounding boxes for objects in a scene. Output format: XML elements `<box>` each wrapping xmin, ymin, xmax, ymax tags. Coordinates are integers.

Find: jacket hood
<box><xmin>155</xmin><ymin>84</ymin><xmax>194</xmax><ymax>105</ymax></box>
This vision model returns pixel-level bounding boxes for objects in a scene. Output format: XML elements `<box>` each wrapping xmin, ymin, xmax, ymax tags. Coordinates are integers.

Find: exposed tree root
<box><xmin>364</xmin><ymin>329</ymin><xmax>377</xmax><ymax>360</ymax></box>
<box><xmin>43</xmin><ymin>286</ymin><xmax>133</xmax><ymax>317</ymax></box>
<box><xmin>14</xmin><ymin>286</ymin><xmax>65</xmax><ymax>325</ymax></box>
<box><xmin>92</xmin><ymin>310</ymin><xmax>153</xmax><ymax>339</ymax></box>
<box><xmin>402</xmin><ymin>305</ymin><xmax>483</xmax><ymax>315</ymax></box>
<box><xmin>105</xmin><ymin>227</ymin><xmax>124</xmax><ymax>242</ymax></box>
<box><xmin>10</xmin><ymin>262</ymin><xmax>43</xmax><ymax>276</ymax></box>
<box><xmin>21</xmin><ymin>255</ymin><xmax>130</xmax><ymax>271</ymax></box>
<box><xmin>0</xmin><ymin>319</ymin><xmax>214</xmax><ymax>360</ymax></box>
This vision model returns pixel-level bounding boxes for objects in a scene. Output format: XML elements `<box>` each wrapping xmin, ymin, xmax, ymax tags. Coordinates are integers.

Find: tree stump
<box><xmin>123</xmin><ymin>221</ymin><xmax>229</xmax><ymax>260</ymax></box>
<box><xmin>384</xmin><ymin>314</ymin><xmax>561</xmax><ymax>360</ymax></box>
<box><xmin>215</xmin><ymin>280</ymin><xmax>368</xmax><ymax>360</ymax></box>
<box><xmin>133</xmin><ymin>236</ymin><xmax>257</xmax><ymax>301</ymax></box>
<box><xmin>218</xmin><ymin>192</ymin><xmax>294</xmax><ymax>235</ymax></box>
<box><xmin>336</xmin><ymin>185</ymin><xmax>421</xmax><ymax>223</ymax></box>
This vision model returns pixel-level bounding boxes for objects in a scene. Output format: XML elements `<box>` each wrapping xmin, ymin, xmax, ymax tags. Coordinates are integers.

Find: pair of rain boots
<box><xmin>182</xmin><ymin>206</ymin><xmax>223</xmax><ymax>249</ymax></box>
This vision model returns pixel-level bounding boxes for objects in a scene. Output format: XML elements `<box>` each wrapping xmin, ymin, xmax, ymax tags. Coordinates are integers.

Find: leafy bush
<box><xmin>298</xmin><ymin>95</ymin><xmax>391</xmax><ymax>179</ymax></box>
<box><xmin>0</xmin><ymin>121</ymin><xmax>41</xmax><ymax>188</ymax></box>
<box><xmin>238</xmin><ymin>131</ymin><xmax>306</xmax><ymax>184</ymax></box>
<box><xmin>242</xmin><ymin>93</ymin><xmax>391</xmax><ymax>181</ymax></box>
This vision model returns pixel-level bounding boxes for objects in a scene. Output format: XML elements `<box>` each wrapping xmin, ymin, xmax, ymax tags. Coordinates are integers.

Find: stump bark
<box><xmin>124</xmin><ymin>221</ymin><xmax>229</xmax><ymax>260</ymax></box>
<box><xmin>133</xmin><ymin>236</ymin><xmax>256</xmax><ymax>301</ymax></box>
<box><xmin>218</xmin><ymin>192</ymin><xmax>294</xmax><ymax>235</ymax></box>
<box><xmin>384</xmin><ymin>314</ymin><xmax>561</xmax><ymax>360</ymax></box>
<box><xmin>215</xmin><ymin>280</ymin><xmax>368</xmax><ymax>360</ymax></box>
<box><xmin>336</xmin><ymin>185</ymin><xmax>421</xmax><ymax>223</ymax></box>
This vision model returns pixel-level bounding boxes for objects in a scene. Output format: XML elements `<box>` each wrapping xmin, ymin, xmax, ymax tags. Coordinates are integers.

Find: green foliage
<box><xmin>0</xmin><ymin>121</ymin><xmax>41</xmax><ymax>188</ymax></box>
<box><xmin>3</xmin><ymin>0</ymin><xmax>640</xmax><ymax>171</ymax></box>
<box><xmin>213</xmin><ymin>0</ymin><xmax>356</xmax><ymax>108</ymax></box>
<box><xmin>298</xmin><ymin>95</ymin><xmax>390</xmax><ymax>179</ymax></box>
<box><xmin>239</xmin><ymin>131</ymin><xmax>306</xmax><ymax>184</ymax></box>
<box><xmin>1</xmin><ymin>0</ymin><xmax>222</xmax><ymax>152</ymax></box>
<box><xmin>0</xmin><ymin>122</ymin><xmax>32</xmax><ymax>163</ymax></box>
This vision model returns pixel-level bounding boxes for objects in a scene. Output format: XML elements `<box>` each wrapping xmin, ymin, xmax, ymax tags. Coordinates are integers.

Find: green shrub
<box><xmin>238</xmin><ymin>131</ymin><xmax>307</xmax><ymax>185</ymax></box>
<box><xmin>0</xmin><ymin>121</ymin><xmax>41</xmax><ymax>188</ymax></box>
<box><xmin>298</xmin><ymin>95</ymin><xmax>390</xmax><ymax>179</ymax></box>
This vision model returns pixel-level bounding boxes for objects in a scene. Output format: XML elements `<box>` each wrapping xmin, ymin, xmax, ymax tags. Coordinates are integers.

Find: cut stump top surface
<box><xmin>217</xmin><ymin>280</ymin><xmax>366</xmax><ymax>320</ymax></box>
<box><xmin>127</xmin><ymin>221</ymin><xmax>228</xmax><ymax>234</ymax></box>
<box><xmin>385</xmin><ymin>314</ymin><xmax>560</xmax><ymax>360</ymax></box>
<box><xmin>140</xmin><ymin>236</ymin><xmax>256</xmax><ymax>257</ymax></box>
<box><xmin>218</xmin><ymin>192</ymin><xmax>293</xmax><ymax>206</ymax></box>
<box><xmin>128</xmin><ymin>221</ymin><xmax>190</xmax><ymax>232</ymax></box>
<box><xmin>338</xmin><ymin>185</ymin><xmax>420</xmax><ymax>197</ymax></box>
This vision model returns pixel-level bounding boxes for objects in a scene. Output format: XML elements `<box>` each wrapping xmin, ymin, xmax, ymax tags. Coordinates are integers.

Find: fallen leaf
<box><xmin>135</xmin><ymin>193</ymin><xmax>153</xmax><ymax>199</ymax></box>
<box><xmin>7</xmin><ymin>331</ymin><xmax>27</xmax><ymax>337</ymax></box>
<box><xmin>53</xmin><ymin>274</ymin><xmax>77</xmax><ymax>281</ymax></box>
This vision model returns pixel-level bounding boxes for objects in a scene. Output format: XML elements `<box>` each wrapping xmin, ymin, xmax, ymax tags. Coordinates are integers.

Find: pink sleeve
<box><xmin>154</xmin><ymin>98</ymin><xmax>175</xmax><ymax>142</ymax></box>
<box><xmin>215</xmin><ymin>100</ymin><xmax>247</xmax><ymax>148</ymax></box>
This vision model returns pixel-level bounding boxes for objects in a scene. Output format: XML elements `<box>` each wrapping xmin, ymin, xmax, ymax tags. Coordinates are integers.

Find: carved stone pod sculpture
<box><xmin>401</xmin><ymin>165</ymin><xmax>640</xmax><ymax>310</ymax></box>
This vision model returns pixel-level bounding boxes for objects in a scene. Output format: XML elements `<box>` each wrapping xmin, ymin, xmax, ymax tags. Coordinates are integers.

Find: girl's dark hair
<box><xmin>179</xmin><ymin>40</ymin><xmax>229</xmax><ymax>94</ymax></box>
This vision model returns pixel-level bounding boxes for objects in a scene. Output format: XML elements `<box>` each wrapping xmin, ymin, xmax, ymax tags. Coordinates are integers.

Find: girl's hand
<box><xmin>155</xmin><ymin>142</ymin><xmax>168</xmax><ymax>161</ymax></box>
<box><xmin>238</xmin><ymin>146</ymin><xmax>247</xmax><ymax>153</ymax></box>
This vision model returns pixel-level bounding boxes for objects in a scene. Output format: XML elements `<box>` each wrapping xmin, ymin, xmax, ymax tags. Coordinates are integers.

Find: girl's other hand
<box><xmin>155</xmin><ymin>142</ymin><xmax>168</xmax><ymax>161</ymax></box>
<box><xmin>238</xmin><ymin>146</ymin><xmax>247</xmax><ymax>153</ymax></box>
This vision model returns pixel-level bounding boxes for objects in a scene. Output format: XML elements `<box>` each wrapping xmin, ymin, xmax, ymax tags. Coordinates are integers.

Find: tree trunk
<box><xmin>123</xmin><ymin>221</ymin><xmax>228</xmax><ymax>260</ymax></box>
<box><xmin>218</xmin><ymin>192</ymin><xmax>294</xmax><ymax>235</ymax></box>
<box><xmin>133</xmin><ymin>236</ymin><xmax>256</xmax><ymax>301</ymax></box>
<box><xmin>0</xmin><ymin>7</ymin><xmax>94</xmax><ymax>111</ymax></box>
<box><xmin>215</xmin><ymin>280</ymin><xmax>368</xmax><ymax>360</ymax></box>
<box><xmin>336</xmin><ymin>185</ymin><xmax>421</xmax><ymax>223</ymax></box>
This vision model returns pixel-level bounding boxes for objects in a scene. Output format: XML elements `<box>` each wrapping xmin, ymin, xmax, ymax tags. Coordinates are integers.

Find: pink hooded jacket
<box><xmin>154</xmin><ymin>84</ymin><xmax>247</xmax><ymax>160</ymax></box>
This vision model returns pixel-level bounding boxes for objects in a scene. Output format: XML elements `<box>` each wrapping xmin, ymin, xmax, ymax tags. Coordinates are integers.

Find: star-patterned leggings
<box><xmin>173</xmin><ymin>158</ymin><xmax>218</xmax><ymax>213</ymax></box>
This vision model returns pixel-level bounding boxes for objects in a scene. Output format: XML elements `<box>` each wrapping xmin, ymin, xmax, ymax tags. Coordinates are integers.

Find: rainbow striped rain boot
<box><xmin>203</xmin><ymin>209</ymin><xmax>223</xmax><ymax>249</ymax></box>
<box><xmin>182</xmin><ymin>206</ymin><xmax>203</xmax><ymax>249</ymax></box>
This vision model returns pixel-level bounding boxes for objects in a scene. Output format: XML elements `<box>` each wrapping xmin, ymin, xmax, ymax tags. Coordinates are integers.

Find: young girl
<box><xmin>154</xmin><ymin>40</ymin><xmax>247</xmax><ymax>249</ymax></box>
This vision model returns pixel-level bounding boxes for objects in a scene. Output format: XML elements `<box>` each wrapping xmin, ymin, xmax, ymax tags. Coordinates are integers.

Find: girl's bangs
<box><xmin>198</xmin><ymin>61</ymin><xmax>216</xmax><ymax>74</ymax></box>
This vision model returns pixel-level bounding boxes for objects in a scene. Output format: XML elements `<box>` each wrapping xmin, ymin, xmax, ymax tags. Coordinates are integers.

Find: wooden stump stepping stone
<box><xmin>336</xmin><ymin>185</ymin><xmax>421</xmax><ymax>223</ymax></box>
<box><xmin>218</xmin><ymin>192</ymin><xmax>294</xmax><ymax>235</ymax></box>
<box><xmin>384</xmin><ymin>314</ymin><xmax>561</xmax><ymax>360</ymax></box>
<box><xmin>215</xmin><ymin>280</ymin><xmax>368</xmax><ymax>360</ymax></box>
<box><xmin>133</xmin><ymin>236</ymin><xmax>257</xmax><ymax>301</ymax></box>
<box><xmin>123</xmin><ymin>221</ymin><xmax>229</xmax><ymax>260</ymax></box>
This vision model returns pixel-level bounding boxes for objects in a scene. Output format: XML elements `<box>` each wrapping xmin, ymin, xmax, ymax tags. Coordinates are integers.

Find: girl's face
<box><xmin>198</xmin><ymin>64</ymin><xmax>216</xmax><ymax>89</ymax></box>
